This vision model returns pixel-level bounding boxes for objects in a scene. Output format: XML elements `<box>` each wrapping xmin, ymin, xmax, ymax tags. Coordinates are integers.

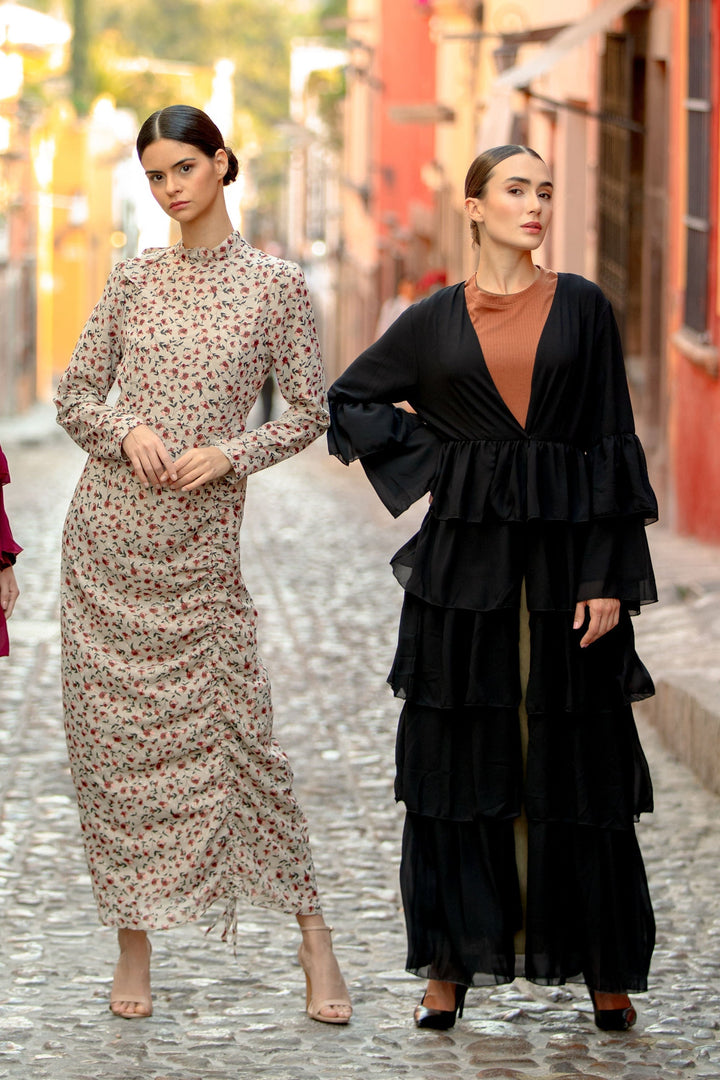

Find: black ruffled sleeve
<box><xmin>577</xmin><ymin>297</ymin><xmax>658</xmax><ymax>611</ymax></box>
<box><xmin>328</xmin><ymin>309</ymin><xmax>442</xmax><ymax>517</ymax></box>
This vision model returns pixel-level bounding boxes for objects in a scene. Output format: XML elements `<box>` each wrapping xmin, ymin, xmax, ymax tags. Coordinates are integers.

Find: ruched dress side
<box><xmin>328</xmin><ymin>273</ymin><xmax>658</xmax><ymax>992</ymax></box>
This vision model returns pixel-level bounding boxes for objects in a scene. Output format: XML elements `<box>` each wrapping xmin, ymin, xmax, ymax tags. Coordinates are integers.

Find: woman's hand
<box><xmin>122</xmin><ymin>425</ymin><xmax>177</xmax><ymax>488</ymax></box>
<box><xmin>573</xmin><ymin>598</ymin><xmax>620</xmax><ymax>648</ymax></box>
<box><xmin>164</xmin><ymin>446</ymin><xmax>232</xmax><ymax>492</ymax></box>
<box><xmin>0</xmin><ymin>565</ymin><xmax>19</xmax><ymax>620</ymax></box>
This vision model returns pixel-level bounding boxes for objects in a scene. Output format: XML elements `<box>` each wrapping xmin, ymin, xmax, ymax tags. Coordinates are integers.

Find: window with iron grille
<box><xmin>684</xmin><ymin>0</ymin><xmax>712</xmax><ymax>334</ymax></box>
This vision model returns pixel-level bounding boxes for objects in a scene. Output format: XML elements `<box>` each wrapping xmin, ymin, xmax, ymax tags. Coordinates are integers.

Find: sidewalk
<box><xmin>632</xmin><ymin>524</ymin><xmax>720</xmax><ymax>795</ymax></box>
<box><xmin>0</xmin><ymin>425</ymin><xmax>719</xmax><ymax>1079</ymax></box>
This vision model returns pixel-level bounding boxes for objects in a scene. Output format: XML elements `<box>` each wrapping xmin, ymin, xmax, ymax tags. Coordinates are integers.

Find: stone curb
<box><xmin>641</xmin><ymin>675</ymin><xmax>720</xmax><ymax>797</ymax></box>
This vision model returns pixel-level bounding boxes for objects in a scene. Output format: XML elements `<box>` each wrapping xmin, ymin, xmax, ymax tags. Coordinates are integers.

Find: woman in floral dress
<box><xmin>55</xmin><ymin>105</ymin><xmax>351</xmax><ymax>1023</ymax></box>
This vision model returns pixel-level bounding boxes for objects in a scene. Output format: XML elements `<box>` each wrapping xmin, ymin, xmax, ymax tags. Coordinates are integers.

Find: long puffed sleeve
<box><xmin>212</xmin><ymin>262</ymin><xmax>329</xmax><ymax>478</ymax></box>
<box><xmin>577</xmin><ymin>297</ymin><xmax>658</xmax><ymax>611</ymax></box>
<box><xmin>328</xmin><ymin>308</ymin><xmax>442</xmax><ymax>516</ymax></box>
<box><xmin>54</xmin><ymin>264</ymin><xmax>144</xmax><ymax>458</ymax></box>
<box><xmin>0</xmin><ymin>447</ymin><xmax>21</xmax><ymax>570</ymax></box>
<box><xmin>0</xmin><ymin>447</ymin><xmax>21</xmax><ymax>658</ymax></box>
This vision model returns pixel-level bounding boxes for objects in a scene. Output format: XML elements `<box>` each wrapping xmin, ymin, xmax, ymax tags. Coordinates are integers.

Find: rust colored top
<box><xmin>464</xmin><ymin>267</ymin><xmax>558</xmax><ymax>428</ymax></box>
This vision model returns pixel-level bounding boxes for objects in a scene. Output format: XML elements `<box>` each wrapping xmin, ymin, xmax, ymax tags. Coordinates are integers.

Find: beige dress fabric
<box><xmin>55</xmin><ymin>232</ymin><xmax>326</xmax><ymax>935</ymax></box>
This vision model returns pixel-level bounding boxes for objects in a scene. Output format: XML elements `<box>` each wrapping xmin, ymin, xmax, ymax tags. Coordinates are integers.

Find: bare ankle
<box><xmin>117</xmin><ymin>929</ymin><xmax>150</xmax><ymax>954</ymax></box>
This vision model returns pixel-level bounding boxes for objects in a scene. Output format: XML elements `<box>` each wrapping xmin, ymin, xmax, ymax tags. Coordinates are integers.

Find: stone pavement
<box><xmin>0</xmin><ymin>417</ymin><xmax>719</xmax><ymax>1080</ymax></box>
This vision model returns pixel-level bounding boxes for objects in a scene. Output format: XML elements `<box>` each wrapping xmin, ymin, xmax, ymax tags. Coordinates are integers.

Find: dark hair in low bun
<box><xmin>137</xmin><ymin>104</ymin><xmax>238</xmax><ymax>186</ymax></box>
<box><xmin>224</xmin><ymin>146</ymin><xmax>239</xmax><ymax>185</ymax></box>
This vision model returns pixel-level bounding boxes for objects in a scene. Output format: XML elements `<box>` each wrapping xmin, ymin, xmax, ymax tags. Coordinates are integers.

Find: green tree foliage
<box><xmin>316</xmin><ymin>0</ymin><xmax>348</xmax><ymax>42</ymax></box>
<box><xmin>70</xmin><ymin>0</ymin><xmax>92</xmax><ymax>114</ymax></box>
<box><xmin>88</xmin><ymin>0</ymin><xmax>297</xmax><ymax>136</ymax></box>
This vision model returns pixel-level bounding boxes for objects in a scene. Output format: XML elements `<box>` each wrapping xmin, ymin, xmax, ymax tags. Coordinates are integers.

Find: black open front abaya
<box><xmin>328</xmin><ymin>273</ymin><xmax>657</xmax><ymax>992</ymax></box>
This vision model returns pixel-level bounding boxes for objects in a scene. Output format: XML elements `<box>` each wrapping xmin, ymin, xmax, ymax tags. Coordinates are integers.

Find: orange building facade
<box><xmin>666</xmin><ymin>0</ymin><xmax>720</xmax><ymax>540</ymax></box>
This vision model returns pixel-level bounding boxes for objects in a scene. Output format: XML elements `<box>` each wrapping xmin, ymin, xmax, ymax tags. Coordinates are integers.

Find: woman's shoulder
<box><xmin>131</xmin><ymin>244</ymin><xmax>169</xmax><ymax>263</ymax></box>
<box><xmin>109</xmin><ymin>245</ymin><xmax>171</xmax><ymax>289</ymax></box>
<box><xmin>403</xmin><ymin>281</ymin><xmax>467</xmax><ymax>324</ymax></box>
<box><xmin>418</xmin><ymin>280</ymin><xmax>466</xmax><ymax>306</ymax></box>
<box><xmin>238</xmin><ymin>243</ymin><xmax>308</xmax><ymax>288</ymax></box>
<box><xmin>554</xmin><ymin>271</ymin><xmax>611</xmax><ymax>309</ymax></box>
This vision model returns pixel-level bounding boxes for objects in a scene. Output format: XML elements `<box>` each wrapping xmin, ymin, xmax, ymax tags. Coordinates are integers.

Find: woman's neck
<box><xmin>474</xmin><ymin>248</ymin><xmax>539</xmax><ymax>295</ymax></box>
<box><xmin>180</xmin><ymin>202</ymin><xmax>235</xmax><ymax>250</ymax></box>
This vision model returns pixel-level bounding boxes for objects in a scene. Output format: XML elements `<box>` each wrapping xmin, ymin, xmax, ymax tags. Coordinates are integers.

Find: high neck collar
<box><xmin>175</xmin><ymin>230</ymin><xmax>244</xmax><ymax>262</ymax></box>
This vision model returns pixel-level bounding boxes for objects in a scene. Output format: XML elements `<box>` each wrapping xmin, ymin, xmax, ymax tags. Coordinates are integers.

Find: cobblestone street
<box><xmin>1</xmin><ymin>419</ymin><xmax>719</xmax><ymax>1080</ymax></box>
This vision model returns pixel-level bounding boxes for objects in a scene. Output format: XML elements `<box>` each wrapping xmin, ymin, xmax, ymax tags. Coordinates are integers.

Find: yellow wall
<box><xmin>34</xmin><ymin>102</ymin><xmax>118</xmax><ymax>397</ymax></box>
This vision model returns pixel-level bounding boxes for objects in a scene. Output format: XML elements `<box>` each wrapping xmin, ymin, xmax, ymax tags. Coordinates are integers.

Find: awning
<box><xmin>494</xmin><ymin>0</ymin><xmax>642</xmax><ymax>90</ymax></box>
<box><xmin>478</xmin><ymin>0</ymin><xmax>641</xmax><ymax>149</ymax></box>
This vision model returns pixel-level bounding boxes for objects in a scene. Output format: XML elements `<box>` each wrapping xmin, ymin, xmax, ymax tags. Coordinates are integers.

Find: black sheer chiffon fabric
<box><xmin>328</xmin><ymin>275</ymin><xmax>658</xmax><ymax>991</ymax></box>
<box><xmin>402</xmin><ymin>812</ymin><xmax>654</xmax><ymax>991</ymax></box>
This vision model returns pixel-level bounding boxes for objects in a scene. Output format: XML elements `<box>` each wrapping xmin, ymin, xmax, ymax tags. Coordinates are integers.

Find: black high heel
<box><xmin>413</xmin><ymin>984</ymin><xmax>467</xmax><ymax>1030</ymax></box>
<box><xmin>588</xmin><ymin>988</ymin><xmax>637</xmax><ymax>1031</ymax></box>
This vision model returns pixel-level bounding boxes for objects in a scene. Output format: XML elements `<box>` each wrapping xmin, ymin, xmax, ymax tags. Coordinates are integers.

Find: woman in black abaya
<box><xmin>328</xmin><ymin>145</ymin><xmax>657</xmax><ymax>1031</ymax></box>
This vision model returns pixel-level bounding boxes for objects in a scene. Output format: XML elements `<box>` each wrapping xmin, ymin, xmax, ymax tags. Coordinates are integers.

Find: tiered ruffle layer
<box><xmin>330</xmin><ymin>410</ymin><xmax>657</xmax><ymax>989</ymax></box>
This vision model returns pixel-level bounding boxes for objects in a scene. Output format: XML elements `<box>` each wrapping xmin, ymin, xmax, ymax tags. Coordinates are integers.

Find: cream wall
<box><xmin>336</xmin><ymin>0</ymin><xmax>381</xmax><ymax>369</ymax></box>
<box><xmin>342</xmin><ymin>0</ymin><xmax>380</xmax><ymax>276</ymax></box>
<box><xmin>429</xmin><ymin>5</ymin><xmax>489</xmax><ymax>282</ymax></box>
<box><xmin>483</xmin><ymin>0</ymin><xmax>599</xmax><ymax>278</ymax></box>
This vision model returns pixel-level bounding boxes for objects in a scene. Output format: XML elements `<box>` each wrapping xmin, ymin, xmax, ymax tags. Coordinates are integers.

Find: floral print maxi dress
<box><xmin>55</xmin><ymin>232</ymin><xmax>326</xmax><ymax>933</ymax></box>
